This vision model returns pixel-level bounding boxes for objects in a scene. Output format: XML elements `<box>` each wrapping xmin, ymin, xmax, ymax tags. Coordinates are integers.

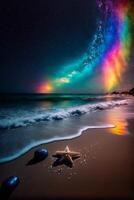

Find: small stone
<box><xmin>2</xmin><ymin>176</ymin><xmax>20</xmax><ymax>189</ymax></box>
<box><xmin>34</xmin><ymin>148</ymin><xmax>48</xmax><ymax>160</ymax></box>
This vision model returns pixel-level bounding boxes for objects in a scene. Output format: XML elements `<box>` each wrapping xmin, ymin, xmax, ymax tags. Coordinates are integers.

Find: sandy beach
<box><xmin>0</xmin><ymin>107</ymin><xmax>134</xmax><ymax>200</ymax></box>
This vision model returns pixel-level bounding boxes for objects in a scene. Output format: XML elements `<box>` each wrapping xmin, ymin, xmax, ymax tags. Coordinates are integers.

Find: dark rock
<box><xmin>120</xmin><ymin>91</ymin><xmax>128</xmax><ymax>95</ymax></box>
<box><xmin>129</xmin><ymin>88</ymin><xmax>134</xmax><ymax>95</ymax></box>
<box><xmin>26</xmin><ymin>148</ymin><xmax>48</xmax><ymax>165</ymax></box>
<box><xmin>34</xmin><ymin>149</ymin><xmax>48</xmax><ymax>160</ymax></box>
<box><xmin>111</xmin><ymin>91</ymin><xmax>120</xmax><ymax>95</ymax></box>
<box><xmin>2</xmin><ymin>176</ymin><xmax>20</xmax><ymax>189</ymax></box>
<box><xmin>0</xmin><ymin>176</ymin><xmax>19</xmax><ymax>199</ymax></box>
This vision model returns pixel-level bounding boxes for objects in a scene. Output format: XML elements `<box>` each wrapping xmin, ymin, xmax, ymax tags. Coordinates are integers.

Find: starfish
<box><xmin>52</xmin><ymin>146</ymin><xmax>80</xmax><ymax>167</ymax></box>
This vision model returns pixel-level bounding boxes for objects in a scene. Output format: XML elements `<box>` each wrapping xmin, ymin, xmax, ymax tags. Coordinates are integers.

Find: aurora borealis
<box><xmin>38</xmin><ymin>0</ymin><xmax>132</xmax><ymax>93</ymax></box>
<box><xmin>0</xmin><ymin>0</ymin><xmax>134</xmax><ymax>93</ymax></box>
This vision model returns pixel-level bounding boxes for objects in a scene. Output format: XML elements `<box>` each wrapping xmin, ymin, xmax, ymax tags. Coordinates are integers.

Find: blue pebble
<box><xmin>34</xmin><ymin>149</ymin><xmax>48</xmax><ymax>159</ymax></box>
<box><xmin>2</xmin><ymin>176</ymin><xmax>20</xmax><ymax>189</ymax></box>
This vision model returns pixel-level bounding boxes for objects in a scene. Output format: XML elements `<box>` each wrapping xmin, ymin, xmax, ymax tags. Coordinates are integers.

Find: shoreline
<box><xmin>0</xmin><ymin>100</ymin><xmax>134</xmax><ymax>199</ymax></box>
<box><xmin>0</xmin><ymin>121</ymin><xmax>134</xmax><ymax>199</ymax></box>
<box><xmin>0</xmin><ymin>124</ymin><xmax>115</xmax><ymax>164</ymax></box>
<box><xmin>0</xmin><ymin>97</ymin><xmax>131</xmax><ymax>164</ymax></box>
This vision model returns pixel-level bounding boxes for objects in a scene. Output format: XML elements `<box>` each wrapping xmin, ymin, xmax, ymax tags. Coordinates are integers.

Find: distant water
<box><xmin>0</xmin><ymin>94</ymin><xmax>127</xmax><ymax>129</ymax></box>
<box><xmin>0</xmin><ymin>94</ymin><xmax>129</xmax><ymax>163</ymax></box>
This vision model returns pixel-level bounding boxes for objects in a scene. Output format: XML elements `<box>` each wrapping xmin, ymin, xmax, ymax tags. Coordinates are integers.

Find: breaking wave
<box><xmin>0</xmin><ymin>99</ymin><xmax>128</xmax><ymax>130</ymax></box>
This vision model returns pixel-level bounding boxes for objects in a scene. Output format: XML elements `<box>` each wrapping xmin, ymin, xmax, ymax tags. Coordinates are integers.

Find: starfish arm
<box><xmin>66</xmin><ymin>155</ymin><xmax>74</xmax><ymax>165</ymax></box>
<box><xmin>65</xmin><ymin>146</ymin><xmax>70</xmax><ymax>153</ymax></box>
<box><xmin>53</xmin><ymin>146</ymin><xmax>80</xmax><ymax>167</ymax></box>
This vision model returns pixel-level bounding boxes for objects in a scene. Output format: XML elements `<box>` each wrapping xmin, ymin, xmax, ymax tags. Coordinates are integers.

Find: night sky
<box><xmin>0</xmin><ymin>0</ymin><xmax>134</xmax><ymax>93</ymax></box>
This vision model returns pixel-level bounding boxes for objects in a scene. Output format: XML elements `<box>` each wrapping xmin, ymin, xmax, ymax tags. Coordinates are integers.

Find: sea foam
<box><xmin>0</xmin><ymin>99</ymin><xmax>128</xmax><ymax>130</ymax></box>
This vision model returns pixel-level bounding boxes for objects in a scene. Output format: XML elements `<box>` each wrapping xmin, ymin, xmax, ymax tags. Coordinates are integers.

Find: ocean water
<box><xmin>0</xmin><ymin>94</ymin><xmax>130</xmax><ymax>163</ymax></box>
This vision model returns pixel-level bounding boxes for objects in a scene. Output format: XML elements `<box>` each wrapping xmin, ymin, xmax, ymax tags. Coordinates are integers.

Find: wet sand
<box><xmin>0</xmin><ymin>119</ymin><xmax>134</xmax><ymax>200</ymax></box>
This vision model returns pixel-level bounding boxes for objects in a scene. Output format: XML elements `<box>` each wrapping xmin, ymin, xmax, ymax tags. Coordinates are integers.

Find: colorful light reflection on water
<box><xmin>106</xmin><ymin>107</ymin><xmax>129</xmax><ymax>136</ymax></box>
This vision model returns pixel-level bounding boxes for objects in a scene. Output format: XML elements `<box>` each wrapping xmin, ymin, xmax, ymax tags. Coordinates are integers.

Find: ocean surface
<box><xmin>0</xmin><ymin>94</ymin><xmax>131</xmax><ymax>163</ymax></box>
